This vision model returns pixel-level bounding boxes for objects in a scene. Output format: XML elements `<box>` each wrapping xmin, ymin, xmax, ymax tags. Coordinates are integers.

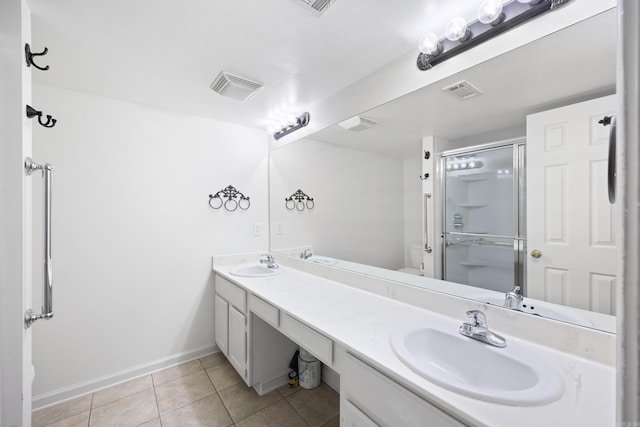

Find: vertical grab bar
<box><xmin>25</xmin><ymin>157</ymin><xmax>54</xmax><ymax>328</ymax></box>
<box><xmin>424</xmin><ymin>193</ymin><xmax>433</xmax><ymax>253</ymax></box>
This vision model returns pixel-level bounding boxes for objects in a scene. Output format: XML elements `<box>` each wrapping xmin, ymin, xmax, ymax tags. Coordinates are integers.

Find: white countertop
<box><xmin>213</xmin><ymin>263</ymin><xmax>615</xmax><ymax>427</ymax></box>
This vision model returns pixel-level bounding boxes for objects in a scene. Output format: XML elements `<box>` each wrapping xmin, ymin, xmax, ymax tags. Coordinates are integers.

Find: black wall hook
<box><xmin>25</xmin><ymin>44</ymin><xmax>50</xmax><ymax>71</ymax></box>
<box><xmin>26</xmin><ymin>105</ymin><xmax>57</xmax><ymax>128</ymax></box>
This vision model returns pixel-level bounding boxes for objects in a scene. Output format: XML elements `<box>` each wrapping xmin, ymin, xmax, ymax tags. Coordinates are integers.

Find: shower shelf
<box><xmin>458</xmin><ymin>203</ymin><xmax>488</xmax><ymax>208</ymax></box>
<box><xmin>459</xmin><ymin>261</ymin><xmax>488</xmax><ymax>268</ymax></box>
<box><xmin>456</xmin><ymin>175</ymin><xmax>489</xmax><ymax>182</ymax></box>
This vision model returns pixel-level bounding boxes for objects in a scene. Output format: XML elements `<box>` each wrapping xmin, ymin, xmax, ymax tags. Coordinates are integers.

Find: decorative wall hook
<box><xmin>25</xmin><ymin>44</ymin><xmax>50</xmax><ymax>71</ymax></box>
<box><xmin>420</xmin><ymin>173</ymin><xmax>430</xmax><ymax>180</ymax></box>
<box><xmin>26</xmin><ymin>105</ymin><xmax>57</xmax><ymax>128</ymax></box>
<box><xmin>286</xmin><ymin>189</ymin><xmax>314</xmax><ymax>211</ymax></box>
<box><xmin>209</xmin><ymin>185</ymin><xmax>250</xmax><ymax>212</ymax></box>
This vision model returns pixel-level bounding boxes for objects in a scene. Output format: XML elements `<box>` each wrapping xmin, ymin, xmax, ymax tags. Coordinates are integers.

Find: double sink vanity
<box><xmin>212</xmin><ymin>253</ymin><xmax>615</xmax><ymax>426</ymax></box>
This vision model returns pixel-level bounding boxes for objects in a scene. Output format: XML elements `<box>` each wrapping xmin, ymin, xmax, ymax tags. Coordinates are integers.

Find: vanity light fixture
<box><xmin>273</xmin><ymin>112</ymin><xmax>311</xmax><ymax>140</ymax></box>
<box><xmin>417</xmin><ymin>0</ymin><xmax>572</xmax><ymax>71</ymax></box>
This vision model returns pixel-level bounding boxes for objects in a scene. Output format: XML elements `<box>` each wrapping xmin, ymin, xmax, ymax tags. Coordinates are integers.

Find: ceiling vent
<box><xmin>289</xmin><ymin>0</ymin><xmax>337</xmax><ymax>16</ymax></box>
<box><xmin>338</xmin><ymin>116</ymin><xmax>378</xmax><ymax>132</ymax></box>
<box><xmin>442</xmin><ymin>80</ymin><xmax>482</xmax><ymax>101</ymax></box>
<box><xmin>210</xmin><ymin>71</ymin><xmax>263</xmax><ymax>101</ymax></box>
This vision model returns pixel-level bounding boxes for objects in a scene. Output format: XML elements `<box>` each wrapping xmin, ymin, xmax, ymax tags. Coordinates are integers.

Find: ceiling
<box><xmin>308</xmin><ymin>8</ymin><xmax>617</xmax><ymax>159</ymax></box>
<box><xmin>26</xmin><ymin>0</ymin><xmax>500</xmax><ymax>132</ymax></box>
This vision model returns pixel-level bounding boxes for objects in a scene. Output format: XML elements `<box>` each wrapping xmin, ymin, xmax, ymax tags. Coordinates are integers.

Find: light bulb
<box><xmin>287</xmin><ymin>115</ymin><xmax>298</xmax><ymax>126</ymax></box>
<box><xmin>477</xmin><ymin>0</ymin><xmax>505</xmax><ymax>25</ymax></box>
<box><xmin>418</xmin><ymin>32</ymin><xmax>442</xmax><ymax>56</ymax></box>
<box><xmin>445</xmin><ymin>17</ymin><xmax>471</xmax><ymax>42</ymax></box>
<box><xmin>446</xmin><ymin>164</ymin><xmax>452</xmax><ymax>170</ymax></box>
<box><xmin>468</xmin><ymin>161</ymin><xmax>476</xmax><ymax>168</ymax></box>
<box><xmin>517</xmin><ymin>0</ymin><xmax>543</xmax><ymax>4</ymax></box>
<box><xmin>452</xmin><ymin>163</ymin><xmax>460</xmax><ymax>170</ymax></box>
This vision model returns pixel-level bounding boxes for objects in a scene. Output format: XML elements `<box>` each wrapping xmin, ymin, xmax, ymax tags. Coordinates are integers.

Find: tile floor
<box><xmin>32</xmin><ymin>353</ymin><xmax>340</xmax><ymax>427</ymax></box>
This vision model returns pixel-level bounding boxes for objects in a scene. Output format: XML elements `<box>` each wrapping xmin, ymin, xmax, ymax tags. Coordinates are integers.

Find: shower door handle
<box><xmin>24</xmin><ymin>157</ymin><xmax>55</xmax><ymax>328</ymax></box>
<box><xmin>424</xmin><ymin>193</ymin><xmax>432</xmax><ymax>253</ymax></box>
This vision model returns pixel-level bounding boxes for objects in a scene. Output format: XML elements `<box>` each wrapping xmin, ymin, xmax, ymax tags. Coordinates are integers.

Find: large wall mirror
<box><xmin>269</xmin><ymin>8</ymin><xmax>617</xmax><ymax>333</ymax></box>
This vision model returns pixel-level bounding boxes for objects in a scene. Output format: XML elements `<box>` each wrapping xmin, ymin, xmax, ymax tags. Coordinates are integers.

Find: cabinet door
<box><xmin>342</xmin><ymin>399</ymin><xmax>380</xmax><ymax>427</ymax></box>
<box><xmin>214</xmin><ymin>294</ymin><xmax>229</xmax><ymax>356</ymax></box>
<box><xmin>228</xmin><ymin>306</ymin><xmax>247</xmax><ymax>382</ymax></box>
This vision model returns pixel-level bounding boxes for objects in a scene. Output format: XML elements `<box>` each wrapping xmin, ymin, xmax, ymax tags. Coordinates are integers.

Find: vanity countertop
<box><xmin>213</xmin><ymin>263</ymin><xmax>615</xmax><ymax>427</ymax></box>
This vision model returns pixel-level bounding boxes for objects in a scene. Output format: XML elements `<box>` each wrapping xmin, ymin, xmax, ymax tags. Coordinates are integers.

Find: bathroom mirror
<box><xmin>269</xmin><ymin>9</ymin><xmax>617</xmax><ymax>333</ymax></box>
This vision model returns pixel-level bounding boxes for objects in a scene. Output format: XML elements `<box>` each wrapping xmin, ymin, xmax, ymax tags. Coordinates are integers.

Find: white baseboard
<box><xmin>32</xmin><ymin>344</ymin><xmax>219</xmax><ymax>411</ymax></box>
<box><xmin>253</xmin><ymin>372</ymin><xmax>290</xmax><ymax>395</ymax></box>
<box><xmin>322</xmin><ymin>363</ymin><xmax>340</xmax><ymax>392</ymax></box>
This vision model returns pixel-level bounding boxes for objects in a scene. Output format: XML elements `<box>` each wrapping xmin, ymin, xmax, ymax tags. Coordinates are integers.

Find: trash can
<box><xmin>298</xmin><ymin>347</ymin><xmax>321</xmax><ymax>389</ymax></box>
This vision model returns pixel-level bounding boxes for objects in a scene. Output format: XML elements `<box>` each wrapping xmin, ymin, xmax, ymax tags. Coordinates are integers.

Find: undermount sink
<box><xmin>228</xmin><ymin>264</ymin><xmax>280</xmax><ymax>277</ymax></box>
<box><xmin>390</xmin><ymin>324</ymin><xmax>563</xmax><ymax>406</ymax></box>
<box><xmin>469</xmin><ymin>292</ymin><xmax>593</xmax><ymax>328</ymax></box>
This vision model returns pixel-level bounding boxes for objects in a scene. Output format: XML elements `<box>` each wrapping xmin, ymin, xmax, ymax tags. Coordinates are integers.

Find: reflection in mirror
<box><xmin>269</xmin><ymin>9</ymin><xmax>617</xmax><ymax>333</ymax></box>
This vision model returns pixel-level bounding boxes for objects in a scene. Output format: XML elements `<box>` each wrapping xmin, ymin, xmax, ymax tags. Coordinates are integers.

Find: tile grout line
<box><xmin>282</xmin><ymin>395</ymin><xmax>313</xmax><ymax>427</ymax></box>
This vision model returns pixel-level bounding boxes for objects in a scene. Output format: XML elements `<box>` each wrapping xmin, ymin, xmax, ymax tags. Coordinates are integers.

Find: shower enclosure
<box><xmin>441</xmin><ymin>139</ymin><xmax>525</xmax><ymax>293</ymax></box>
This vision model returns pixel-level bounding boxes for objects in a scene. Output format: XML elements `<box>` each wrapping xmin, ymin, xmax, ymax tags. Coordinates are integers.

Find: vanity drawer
<box><xmin>216</xmin><ymin>276</ymin><xmax>246</xmax><ymax>313</ymax></box>
<box><xmin>280</xmin><ymin>313</ymin><xmax>333</xmax><ymax>365</ymax></box>
<box><xmin>343</xmin><ymin>353</ymin><xmax>465</xmax><ymax>427</ymax></box>
<box><xmin>249</xmin><ymin>294</ymin><xmax>279</xmax><ymax>327</ymax></box>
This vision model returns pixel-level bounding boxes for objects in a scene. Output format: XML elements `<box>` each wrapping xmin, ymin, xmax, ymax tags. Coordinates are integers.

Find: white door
<box><xmin>0</xmin><ymin>0</ymin><xmax>33</xmax><ymax>425</ymax></box>
<box><xmin>527</xmin><ymin>95</ymin><xmax>617</xmax><ymax>314</ymax></box>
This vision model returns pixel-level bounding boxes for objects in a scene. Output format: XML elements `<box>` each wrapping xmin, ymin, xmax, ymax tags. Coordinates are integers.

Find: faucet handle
<box><xmin>509</xmin><ymin>286</ymin><xmax>521</xmax><ymax>294</ymax></box>
<box><xmin>465</xmin><ymin>310</ymin><xmax>487</xmax><ymax>327</ymax></box>
<box><xmin>260</xmin><ymin>253</ymin><xmax>274</xmax><ymax>263</ymax></box>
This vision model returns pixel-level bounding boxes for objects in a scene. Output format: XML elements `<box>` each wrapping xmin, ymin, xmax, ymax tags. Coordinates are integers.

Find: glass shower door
<box><xmin>442</xmin><ymin>144</ymin><xmax>520</xmax><ymax>293</ymax></box>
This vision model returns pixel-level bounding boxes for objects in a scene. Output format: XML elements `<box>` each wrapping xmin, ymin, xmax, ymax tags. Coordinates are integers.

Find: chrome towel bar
<box><xmin>24</xmin><ymin>157</ymin><xmax>54</xmax><ymax>328</ymax></box>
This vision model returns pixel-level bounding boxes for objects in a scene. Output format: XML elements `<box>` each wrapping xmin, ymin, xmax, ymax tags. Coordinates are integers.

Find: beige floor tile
<box><xmin>200</xmin><ymin>352</ymin><xmax>227</xmax><ymax>369</ymax></box>
<box><xmin>218</xmin><ymin>383</ymin><xmax>282</xmax><ymax>422</ymax></box>
<box><xmin>235</xmin><ymin>399</ymin><xmax>309</xmax><ymax>427</ymax></box>
<box><xmin>32</xmin><ymin>394</ymin><xmax>93</xmax><ymax>427</ymax></box>
<box><xmin>277</xmin><ymin>382</ymin><xmax>301</xmax><ymax>398</ymax></box>
<box><xmin>41</xmin><ymin>411</ymin><xmax>90</xmax><ymax>427</ymax></box>
<box><xmin>286</xmin><ymin>383</ymin><xmax>339</xmax><ymax>427</ymax></box>
<box><xmin>320</xmin><ymin>415</ymin><xmax>340</xmax><ymax>427</ymax></box>
<box><xmin>92</xmin><ymin>375</ymin><xmax>153</xmax><ymax>408</ymax></box>
<box><xmin>206</xmin><ymin>361</ymin><xmax>243</xmax><ymax>392</ymax></box>
<box><xmin>161</xmin><ymin>394</ymin><xmax>233</xmax><ymax>427</ymax></box>
<box><xmin>89</xmin><ymin>389</ymin><xmax>158</xmax><ymax>427</ymax></box>
<box><xmin>152</xmin><ymin>359</ymin><xmax>204</xmax><ymax>386</ymax></box>
<box><xmin>136</xmin><ymin>418</ymin><xmax>161</xmax><ymax>427</ymax></box>
<box><xmin>155</xmin><ymin>370</ymin><xmax>216</xmax><ymax>415</ymax></box>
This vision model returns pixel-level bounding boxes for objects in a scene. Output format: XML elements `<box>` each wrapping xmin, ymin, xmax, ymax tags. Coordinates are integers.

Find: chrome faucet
<box><xmin>504</xmin><ymin>286</ymin><xmax>523</xmax><ymax>310</ymax></box>
<box><xmin>259</xmin><ymin>253</ymin><xmax>279</xmax><ymax>269</ymax></box>
<box><xmin>459</xmin><ymin>310</ymin><xmax>507</xmax><ymax>348</ymax></box>
<box><xmin>300</xmin><ymin>248</ymin><xmax>312</xmax><ymax>259</ymax></box>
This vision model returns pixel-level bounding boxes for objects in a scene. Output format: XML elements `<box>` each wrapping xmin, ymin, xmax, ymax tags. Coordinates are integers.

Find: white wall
<box><xmin>270</xmin><ymin>138</ymin><xmax>404</xmax><ymax>270</ymax></box>
<box><xmin>31</xmin><ymin>84</ymin><xmax>269</xmax><ymax>402</ymax></box>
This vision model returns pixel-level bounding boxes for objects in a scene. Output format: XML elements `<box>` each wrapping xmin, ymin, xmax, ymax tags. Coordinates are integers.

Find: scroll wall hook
<box><xmin>286</xmin><ymin>189</ymin><xmax>314</xmax><ymax>211</ymax></box>
<box><xmin>26</xmin><ymin>105</ymin><xmax>57</xmax><ymax>128</ymax></box>
<box><xmin>25</xmin><ymin>43</ymin><xmax>50</xmax><ymax>71</ymax></box>
<box><xmin>209</xmin><ymin>185</ymin><xmax>250</xmax><ymax>212</ymax></box>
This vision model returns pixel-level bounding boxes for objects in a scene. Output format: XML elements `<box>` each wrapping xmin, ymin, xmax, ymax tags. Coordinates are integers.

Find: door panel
<box><xmin>228</xmin><ymin>306</ymin><xmax>247</xmax><ymax>383</ymax></box>
<box><xmin>214</xmin><ymin>295</ymin><xmax>229</xmax><ymax>356</ymax></box>
<box><xmin>527</xmin><ymin>95</ymin><xmax>617</xmax><ymax>314</ymax></box>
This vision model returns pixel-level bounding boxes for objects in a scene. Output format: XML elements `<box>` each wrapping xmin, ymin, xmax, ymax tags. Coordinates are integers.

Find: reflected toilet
<box><xmin>397</xmin><ymin>244</ymin><xmax>423</xmax><ymax>276</ymax></box>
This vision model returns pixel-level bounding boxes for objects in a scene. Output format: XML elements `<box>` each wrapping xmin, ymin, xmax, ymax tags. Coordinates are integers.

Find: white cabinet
<box><xmin>341</xmin><ymin>353</ymin><xmax>466</xmax><ymax>427</ymax></box>
<box><xmin>214</xmin><ymin>294</ymin><xmax>228</xmax><ymax>356</ymax></box>
<box><xmin>228</xmin><ymin>306</ymin><xmax>247</xmax><ymax>376</ymax></box>
<box><xmin>214</xmin><ymin>275</ymin><xmax>250</xmax><ymax>385</ymax></box>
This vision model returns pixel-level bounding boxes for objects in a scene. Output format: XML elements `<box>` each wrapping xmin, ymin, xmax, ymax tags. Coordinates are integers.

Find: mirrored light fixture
<box><xmin>273</xmin><ymin>112</ymin><xmax>311</xmax><ymax>140</ymax></box>
<box><xmin>417</xmin><ymin>0</ymin><xmax>572</xmax><ymax>71</ymax></box>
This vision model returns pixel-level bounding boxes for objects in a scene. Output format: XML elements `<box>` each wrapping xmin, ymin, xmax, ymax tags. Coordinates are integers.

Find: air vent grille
<box><xmin>289</xmin><ymin>0</ymin><xmax>336</xmax><ymax>16</ymax></box>
<box><xmin>210</xmin><ymin>71</ymin><xmax>263</xmax><ymax>101</ymax></box>
<box><xmin>442</xmin><ymin>80</ymin><xmax>482</xmax><ymax>100</ymax></box>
